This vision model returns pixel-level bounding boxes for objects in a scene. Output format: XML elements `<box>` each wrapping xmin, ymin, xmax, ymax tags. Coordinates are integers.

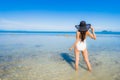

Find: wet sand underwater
<box><xmin>0</xmin><ymin>33</ymin><xmax>120</xmax><ymax>80</ymax></box>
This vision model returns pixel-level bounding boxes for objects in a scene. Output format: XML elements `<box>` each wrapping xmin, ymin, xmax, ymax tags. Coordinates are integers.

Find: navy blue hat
<box><xmin>75</xmin><ymin>21</ymin><xmax>91</xmax><ymax>31</ymax></box>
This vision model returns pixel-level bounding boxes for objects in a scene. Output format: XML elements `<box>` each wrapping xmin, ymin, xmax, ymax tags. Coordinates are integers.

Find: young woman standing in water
<box><xmin>69</xmin><ymin>21</ymin><xmax>96</xmax><ymax>72</ymax></box>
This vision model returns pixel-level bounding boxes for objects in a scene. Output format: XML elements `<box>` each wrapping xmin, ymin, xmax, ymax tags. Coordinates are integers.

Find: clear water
<box><xmin>0</xmin><ymin>33</ymin><xmax>120</xmax><ymax>80</ymax></box>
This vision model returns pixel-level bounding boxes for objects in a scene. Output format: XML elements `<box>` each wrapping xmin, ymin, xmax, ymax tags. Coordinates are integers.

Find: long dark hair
<box><xmin>79</xmin><ymin>21</ymin><xmax>87</xmax><ymax>41</ymax></box>
<box><xmin>78</xmin><ymin>30</ymin><xmax>87</xmax><ymax>41</ymax></box>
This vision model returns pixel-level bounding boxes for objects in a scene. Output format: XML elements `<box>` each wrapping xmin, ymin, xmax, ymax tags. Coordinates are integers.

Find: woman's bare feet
<box><xmin>88</xmin><ymin>68</ymin><xmax>92</xmax><ymax>72</ymax></box>
<box><xmin>75</xmin><ymin>67</ymin><xmax>78</xmax><ymax>71</ymax></box>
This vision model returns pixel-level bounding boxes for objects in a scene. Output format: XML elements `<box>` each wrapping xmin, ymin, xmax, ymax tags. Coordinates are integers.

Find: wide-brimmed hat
<box><xmin>75</xmin><ymin>21</ymin><xmax>91</xmax><ymax>31</ymax></box>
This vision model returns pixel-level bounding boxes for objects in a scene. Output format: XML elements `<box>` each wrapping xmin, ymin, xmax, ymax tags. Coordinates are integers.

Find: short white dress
<box><xmin>76</xmin><ymin>39</ymin><xmax>86</xmax><ymax>51</ymax></box>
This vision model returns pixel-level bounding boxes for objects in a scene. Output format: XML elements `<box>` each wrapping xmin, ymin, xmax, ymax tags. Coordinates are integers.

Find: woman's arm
<box><xmin>87</xmin><ymin>26</ymin><xmax>96</xmax><ymax>40</ymax></box>
<box><xmin>69</xmin><ymin>31</ymin><xmax>80</xmax><ymax>51</ymax></box>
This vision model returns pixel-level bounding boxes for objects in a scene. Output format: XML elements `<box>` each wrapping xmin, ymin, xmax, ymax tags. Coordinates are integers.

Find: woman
<box><xmin>69</xmin><ymin>21</ymin><xmax>96</xmax><ymax>72</ymax></box>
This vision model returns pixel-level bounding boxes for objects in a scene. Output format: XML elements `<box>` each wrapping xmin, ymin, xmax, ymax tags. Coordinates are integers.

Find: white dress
<box><xmin>76</xmin><ymin>39</ymin><xmax>86</xmax><ymax>51</ymax></box>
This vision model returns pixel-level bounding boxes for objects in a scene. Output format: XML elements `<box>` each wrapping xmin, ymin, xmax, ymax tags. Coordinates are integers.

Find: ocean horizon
<box><xmin>0</xmin><ymin>30</ymin><xmax>120</xmax><ymax>35</ymax></box>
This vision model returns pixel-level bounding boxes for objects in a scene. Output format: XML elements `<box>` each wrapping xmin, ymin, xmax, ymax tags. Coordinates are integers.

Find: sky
<box><xmin>0</xmin><ymin>0</ymin><xmax>120</xmax><ymax>31</ymax></box>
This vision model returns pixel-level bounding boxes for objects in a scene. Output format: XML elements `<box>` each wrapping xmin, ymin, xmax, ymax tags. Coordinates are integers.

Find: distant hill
<box><xmin>96</xmin><ymin>30</ymin><xmax>120</xmax><ymax>34</ymax></box>
<box><xmin>101</xmin><ymin>30</ymin><xmax>112</xmax><ymax>33</ymax></box>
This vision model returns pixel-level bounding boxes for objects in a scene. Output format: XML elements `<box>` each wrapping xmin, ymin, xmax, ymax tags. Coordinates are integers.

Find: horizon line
<box><xmin>0</xmin><ymin>30</ymin><xmax>120</xmax><ymax>34</ymax></box>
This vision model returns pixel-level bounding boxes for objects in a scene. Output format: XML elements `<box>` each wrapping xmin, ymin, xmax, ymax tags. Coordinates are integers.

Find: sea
<box><xmin>0</xmin><ymin>32</ymin><xmax>120</xmax><ymax>80</ymax></box>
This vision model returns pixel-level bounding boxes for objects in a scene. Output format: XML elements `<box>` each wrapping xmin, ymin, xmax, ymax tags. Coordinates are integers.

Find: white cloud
<box><xmin>0</xmin><ymin>18</ymin><xmax>75</xmax><ymax>31</ymax></box>
<box><xmin>0</xmin><ymin>12</ymin><xmax>120</xmax><ymax>32</ymax></box>
<box><xmin>0</xmin><ymin>18</ymin><xmax>41</xmax><ymax>30</ymax></box>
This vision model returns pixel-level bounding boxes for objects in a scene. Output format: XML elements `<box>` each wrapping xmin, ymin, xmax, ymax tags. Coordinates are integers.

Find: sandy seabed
<box><xmin>0</xmin><ymin>34</ymin><xmax>120</xmax><ymax>80</ymax></box>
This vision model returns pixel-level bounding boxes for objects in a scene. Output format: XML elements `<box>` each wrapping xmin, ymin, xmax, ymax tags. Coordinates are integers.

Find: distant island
<box><xmin>101</xmin><ymin>30</ymin><xmax>112</xmax><ymax>33</ymax></box>
<box><xmin>96</xmin><ymin>30</ymin><xmax>120</xmax><ymax>34</ymax></box>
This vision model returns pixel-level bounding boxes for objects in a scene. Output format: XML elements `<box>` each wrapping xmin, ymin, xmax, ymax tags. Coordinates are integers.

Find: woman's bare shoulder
<box><xmin>86</xmin><ymin>31</ymin><xmax>90</xmax><ymax>35</ymax></box>
<box><xmin>76</xmin><ymin>30</ymin><xmax>80</xmax><ymax>35</ymax></box>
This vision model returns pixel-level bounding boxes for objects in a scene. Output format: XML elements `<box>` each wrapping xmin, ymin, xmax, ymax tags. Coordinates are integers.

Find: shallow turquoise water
<box><xmin>0</xmin><ymin>33</ymin><xmax>120</xmax><ymax>80</ymax></box>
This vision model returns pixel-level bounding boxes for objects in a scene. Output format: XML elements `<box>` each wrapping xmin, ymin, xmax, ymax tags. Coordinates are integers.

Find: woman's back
<box><xmin>76</xmin><ymin>30</ymin><xmax>87</xmax><ymax>51</ymax></box>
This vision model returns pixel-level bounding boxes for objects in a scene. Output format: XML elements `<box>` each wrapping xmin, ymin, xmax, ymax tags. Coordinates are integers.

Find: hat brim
<box><xmin>75</xmin><ymin>24</ymin><xmax>91</xmax><ymax>31</ymax></box>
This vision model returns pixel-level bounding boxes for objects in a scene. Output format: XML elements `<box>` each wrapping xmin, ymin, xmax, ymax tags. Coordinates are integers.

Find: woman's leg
<box><xmin>82</xmin><ymin>48</ymin><xmax>92</xmax><ymax>72</ymax></box>
<box><xmin>74</xmin><ymin>48</ymin><xmax>80</xmax><ymax>71</ymax></box>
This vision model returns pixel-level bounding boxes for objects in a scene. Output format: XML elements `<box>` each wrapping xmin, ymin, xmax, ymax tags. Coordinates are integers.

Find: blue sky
<box><xmin>0</xmin><ymin>0</ymin><xmax>120</xmax><ymax>31</ymax></box>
